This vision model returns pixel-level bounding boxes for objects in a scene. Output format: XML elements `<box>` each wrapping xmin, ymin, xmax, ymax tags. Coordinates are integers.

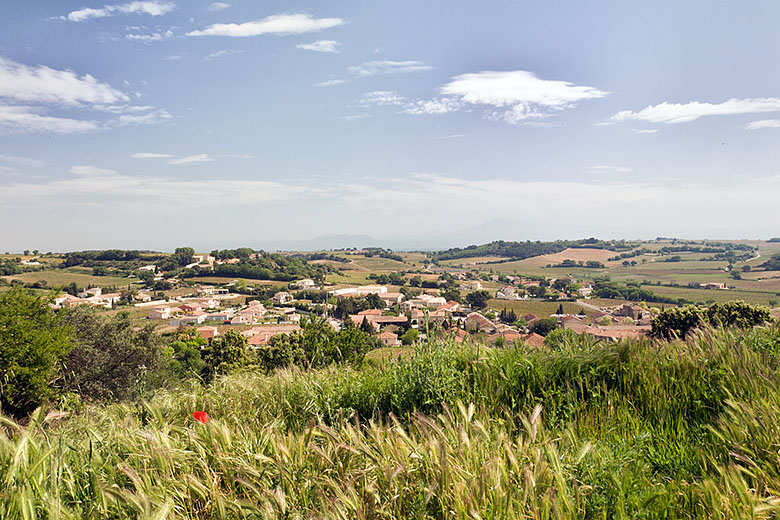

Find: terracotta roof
<box><xmin>521</xmin><ymin>333</ymin><xmax>545</xmax><ymax>348</ymax></box>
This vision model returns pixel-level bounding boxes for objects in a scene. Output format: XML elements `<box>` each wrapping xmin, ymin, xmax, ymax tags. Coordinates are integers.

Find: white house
<box><xmin>148</xmin><ymin>307</ymin><xmax>172</xmax><ymax>320</ymax></box>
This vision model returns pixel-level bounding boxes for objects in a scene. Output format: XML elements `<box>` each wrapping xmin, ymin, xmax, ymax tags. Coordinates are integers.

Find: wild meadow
<box><xmin>2</xmin><ymin>325</ymin><xmax>780</xmax><ymax>519</ymax></box>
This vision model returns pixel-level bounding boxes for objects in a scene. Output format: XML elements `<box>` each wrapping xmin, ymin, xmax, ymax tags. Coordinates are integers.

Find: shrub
<box><xmin>0</xmin><ymin>287</ymin><xmax>73</xmax><ymax>418</ymax></box>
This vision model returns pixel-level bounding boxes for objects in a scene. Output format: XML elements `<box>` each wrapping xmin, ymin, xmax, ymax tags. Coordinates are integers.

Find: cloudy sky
<box><xmin>0</xmin><ymin>1</ymin><xmax>778</xmax><ymax>252</ymax></box>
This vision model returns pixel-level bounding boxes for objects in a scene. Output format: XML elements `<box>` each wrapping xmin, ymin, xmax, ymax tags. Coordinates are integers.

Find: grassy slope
<box><xmin>1</xmin><ymin>267</ymin><xmax>136</xmax><ymax>289</ymax></box>
<box><xmin>2</xmin><ymin>327</ymin><xmax>780</xmax><ymax>518</ymax></box>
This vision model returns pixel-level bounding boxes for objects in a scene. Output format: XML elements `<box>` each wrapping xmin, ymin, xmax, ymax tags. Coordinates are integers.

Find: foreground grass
<box><xmin>2</xmin><ymin>327</ymin><xmax>780</xmax><ymax>518</ymax></box>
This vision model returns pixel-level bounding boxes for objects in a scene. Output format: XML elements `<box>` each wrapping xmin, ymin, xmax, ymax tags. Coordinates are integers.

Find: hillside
<box><xmin>2</xmin><ymin>328</ymin><xmax>779</xmax><ymax>518</ymax></box>
<box><xmin>432</xmin><ymin>239</ymin><xmax>638</xmax><ymax>262</ymax></box>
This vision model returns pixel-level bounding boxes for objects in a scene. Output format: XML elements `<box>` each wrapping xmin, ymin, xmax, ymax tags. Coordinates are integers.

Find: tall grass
<box><xmin>1</xmin><ymin>326</ymin><xmax>779</xmax><ymax>518</ymax></box>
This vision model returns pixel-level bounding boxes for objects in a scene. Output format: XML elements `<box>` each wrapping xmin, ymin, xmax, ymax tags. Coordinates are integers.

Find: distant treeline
<box><xmin>63</xmin><ymin>250</ymin><xmax>165</xmax><ymax>268</ymax></box>
<box><xmin>659</xmin><ymin>243</ymin><xmax>754</xmax><ymax>255</ymax></box>
<box><xmin>363</xmin><ymin>248</ymin><xmax>404</xmax><ymax>262</ymax></box>
<box><xmin>761</xmin><ymin>253</ymin><xmax>780</xmax><ymax>271</ymax></box>
<box><xmin>181</xmin><ymin>252</ymin><xmax>331</xmax><ymax>282</ymax></box>
<box><xmin>290</xmin><ymin>252</ymin><xmax>350</xmax><ymax>263</ymax></box>
<box><xmin>432</xmin><ymin>238</ymin><xmax>638</xmax><ymax>262</ymax></box>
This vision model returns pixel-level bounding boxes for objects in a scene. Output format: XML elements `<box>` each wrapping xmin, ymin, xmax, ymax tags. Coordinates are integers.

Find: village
<box><xmin>45</xmin><ymin>258</ymin><xmax>655</xmax><ymax>350</ymax></box>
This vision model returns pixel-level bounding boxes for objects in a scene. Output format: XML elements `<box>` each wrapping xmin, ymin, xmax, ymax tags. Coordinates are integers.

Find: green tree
<box><xmin>466</xmin><ymin>290</ymin><xmax>491</xmax><ymax>310</ymax></box>
<box><xmin>441</xmin><ymin>286</ymin><xmax>462</xmax><ymax>303</ymax></box>
<box><xmin>401</xmin><ymin>328</ymin><xmax>420</xmax><ymax>345</ymax></box>
<box><xmin>651</xmin><ymin>301</ymin><xmax>771</xmax><ymax>339</ymax></box>
<box><xmin>202</xmin><ymin>329</ymin><xmax>251</xmax><ymax>380</ymax></box>
<box><xmin>366</xmin><ymin>292</ymin><xmax>386</xmax><ymax>310</ymax></box>
<box><xmin>0</xmin><ymin>288</ymin><xmax>73</xmax><ymax>418</ymax></box>
<box><xmin>530</xmin><ymin>317</ymin><xmax>559</xmax><ymax>337</ymax></box>
<box><xmin>59</xmin><ymin>307</ymin><xmax>166</xmax><ymax>402</ymax></box>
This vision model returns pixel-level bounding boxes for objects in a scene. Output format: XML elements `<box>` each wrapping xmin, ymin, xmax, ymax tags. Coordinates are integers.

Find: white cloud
<box><xmin>0</xmin><ymin>57</ymin><xmax>128</xmax><ymax>106</ymax></box>
<box><xmin>610</xmin><ymin>98</ymin><xmax>780</xmax><ymax>125</ymax></box>
<box><xmin>0</xmin><ymin>105</ymin><xmax>99</xmax><ymax>134</ymax></box>
<box><xmin>187</xmin><ymin>13</ymin><xmax>345</xmax><ymax>37</ymax></box>
<box><xmin>131</xmin><ymin>152</ymin><xmax>174</xmax><ymax>158</ymax></box>
<box><xmin>70</xmin><ymin>165</ymin><xmax>118</xmax><ymax>176</ymax></box>
<box><xmin>65</xmin><ymin>1</ymin><xmax>175</xmax><ymax>22</ymax></box>
<box><xmin>339</xmin><ymin>114</ymin><xmax>369</xmax><ymax>121</ymax></box>
<box><xmin>630</xmin><ymin>129</ymin><xmax>658</xmax><ymax>134</ymax></box>
<box><xmin>434</xmin><ymin>70</ymin><xmax>606</xmax><ymax>123</ymax></box>
<box><xmin>114</xmin><ymin>108</ymin><xmax>172</xmax><ymax>126</ymax></box>
<box><xmin>403</xmin><ymin>97</ymin><xmax>463</xmax><ymax>115</ymax></box>
<box><xmin>125</xmin><ymin>29</ymin><xmax>173</xmax><ymax>41</ymax></box>
<box><xmin>435</xmin><ymin>134</ymin><xmax>467</xmax><ymax>140</ymax></box>
<box><xmin>348</xmin><ymin>60</ymin><xmax>431</xmax><ymax>77</ymax></box>
<box><xmin>359</xmin><ymin>91</ymin><xmax>405</xmax><ymax>107</ymax></box>
<box><xmin>745</xmin><ymin>119</ymin><xmax>780</xmax><ymax>130</ymax></box>
<box><xmin>314</xmin><ymin>79</ymin><xmax>346</xmax><ymax>87</ymax></box>
<box><xmin>204</xmin><ymin>49</ymin><xmax>245</xmax><ymax>61</ymax></box>
<box><xmin>0</xmin><ymin>155</ymin><xmax>46</xmax><ymax>168</ymax></box>
<box><xmin>581</xmin><ymin>165</ymin><xmax>633</xmax><ymax>175</ymax></box>
<box><xmin>207</xmin><ymin>2</ymin><xmax>230</xmax><ymax>11</ymax></box>
<box><xmin>296</xmin><ymin>40</ymin><xmax>341</xmax><ymax>53</ymax></box>
<box><xmin>168</xmin><ymin>153</ymin><xmax>212</xmax><ymax>165</ymax></box>
<box><xmin>2</xmin><ymin>170</ymin><xmax>778</xmax><ymax>244</ymax></box>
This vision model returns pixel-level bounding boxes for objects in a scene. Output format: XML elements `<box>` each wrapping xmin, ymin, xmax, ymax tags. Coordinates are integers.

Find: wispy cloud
<box><xmin>168</xmin><ymin>153</ymin><xmax>212</xmax><ymax>165</ymax></box>
<box><xmin>207</xmin><ymin>2</ymin><xmax>230</xmax><ymax>11</ymax></box>
<box><xmin>314</xmin><ymin>79</ymin><xmax>346</xmax><ymax>87</ymax></box>
<box><xmin>3</xmin><ymin>170</ymin><xmax>778</xmax><ymax>243</ymax></box>
<box><xmin>125</xmin><ymin>29</ymin><xmax>173</xmax><ymax>42</ymax></box>
<box><xmin>359</xmin><ymin>91</ymin><xmax>405</xmax><ymax>107</ymax></box>
<box><xmin>0</xmin><ymin>105</ymin><xmax>100</xmax><ymax>134</ymax></box>
<box><xmin>296</xmin><ymin>39</ymin><xmax>342</xmax><ymax>53</ymax></box>
<box><xmin>204</xmin><ymin>49</ymin><xmax>245</xmax><ymax>61</ymax></box>
<box><xmin>114</xmin><ymin>108</ymin><xmax>172</xmax><ymax>126</ymax></box>
<box><xmin>402</xmin><ymin>98</ymin><xmax>463</xmax><ymax>115</ymax></box>
<box><xmin>64</xmin><ymin>1</ymin><xmax>175</xmax><ymax>22</ymax></box>
<box><xmin>745</xmin><ymin>119</ymin><xmax>780</xmax><ymax>130</ymax></box>
<box><xmin>131</xmin><ymin>152</ymin><xmax>173</xmax><ymax>159</ymax></box>
<box><xmin>435</xmin><ymin>134</ymin><xmax>468</xmax><ymax>140</ymax></box>
<box><xmin>609</xmin><ymin>98</ymin><xmax>780</xmax><ymax>125</ymax></box>
<box><xmin>187</xmin><ymin>13</ymin><xmax>345</xmax><ymax>37</ymax></box>
<box><xmin>0</xmin><ymin>56</ymin><xmax>127</xmax><ymax>105</ymax></box>
<box><xmin>0</xmin><ymin>155</ymin><xmax>46</xmax><ymax>168</ymax></box>
<box><xmin>348</xmin><ymin>60</ymin><xmax>431</xmax><ymax>77</ymax></box>
<box><xmin>0</xmin><ymin>56</ymin><xmax>169</xmax><ymax>133</ymax></box>
<box><xmin>581</xmin><ymin>165</ymin><xmax>634</xmax><ymax>175</ymax></box>
<box><xmin>630</xmin><ymin>129</ymin><xmax>658</xmax><ymax>134</ymax></box>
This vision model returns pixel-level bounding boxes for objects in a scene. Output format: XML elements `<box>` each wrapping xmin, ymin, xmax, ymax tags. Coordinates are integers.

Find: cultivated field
<box><xmin>0</xmin><ymin>268</ymin><xmax>135</xmax><ymax>289</ymax></box>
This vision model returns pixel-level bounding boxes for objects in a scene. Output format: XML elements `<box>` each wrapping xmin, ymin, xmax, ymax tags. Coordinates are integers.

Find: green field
<box><xmin>1</xmin><ymin>267</ymin><xmax>136</xmax><ymax>289</ymax></box>
<box><xmin>641</xmin><ymin>284</ymin><xmax>778</xmax><ymax>306</ymax></box>
<box><xmin>486</xmin><ymin>298</ymin><xmax>598</xmax><ymax>319</ymax></box>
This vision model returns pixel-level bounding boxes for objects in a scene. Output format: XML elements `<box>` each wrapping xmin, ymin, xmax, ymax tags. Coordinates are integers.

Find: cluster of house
<box><xmin>138</xmin><ymin>274</ymin><xmax>655</xmax><ymax>347</ymax></box>
<box><xmin>462</xmin><ymin>312</ymin><xmax>547</xmax><ymax>347</ymax></box>
<box><xmin>50</xmin><ymin>287</ymin><xmax>122</xmax><ymax>309</ymax></box>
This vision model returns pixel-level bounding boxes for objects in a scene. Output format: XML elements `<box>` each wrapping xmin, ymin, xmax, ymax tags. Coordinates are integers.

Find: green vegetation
<box><xmin>432</xmin><ymin>238</ymin><xmax>636</xmax><ymax>262</ymax></box>
<box><xmin>3</xmin><ymin>326</ymin><xmax>780</xmax><ymax>517</ymax></box>
<box><xmin>0</xmin><ymin>288</ymin><xmax>72</xmax><ymax>417</ymax></box>
<box><xmin>182</xmin><ymin>251</ymin><xmax>332</xmax><ymax>282</ymax></box>
<box><xmin>761</xmin><ymin>252</ymin><xmax>780</xmax><ymax>271</ymax></box>
<box><xmin>651</xmin><ymin>300</ymin><xmax>772</xmax><ymax>339</ymax></box>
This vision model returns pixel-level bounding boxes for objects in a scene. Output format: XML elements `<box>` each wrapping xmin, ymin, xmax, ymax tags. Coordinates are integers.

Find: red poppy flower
<box><xmin>193</xmin><ymin>411</ymin><xmax>210</xmax><ymax>424</ymax></box>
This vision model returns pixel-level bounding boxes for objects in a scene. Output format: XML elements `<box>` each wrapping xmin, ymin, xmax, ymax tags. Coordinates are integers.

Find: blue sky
<box><xmin>0</xmin><ymin>1</ymin><xmax>778</xmax><ymax>252</ymax></box>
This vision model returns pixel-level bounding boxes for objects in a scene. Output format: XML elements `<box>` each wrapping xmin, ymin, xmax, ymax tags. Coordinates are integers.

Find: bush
<box><xmin>0</xmin><ymin>288</ymin><xmax>73</xmax><ymax>418</ymax></box>
<box><xmin>59</xmin><ymin>306</ymin><xmax>166</xmax><ymax>402</ymax></box>
<box><xmin>651</xmin><ymin>300</ymin><xmax>772</xmax><ymax>339</ymax></box>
